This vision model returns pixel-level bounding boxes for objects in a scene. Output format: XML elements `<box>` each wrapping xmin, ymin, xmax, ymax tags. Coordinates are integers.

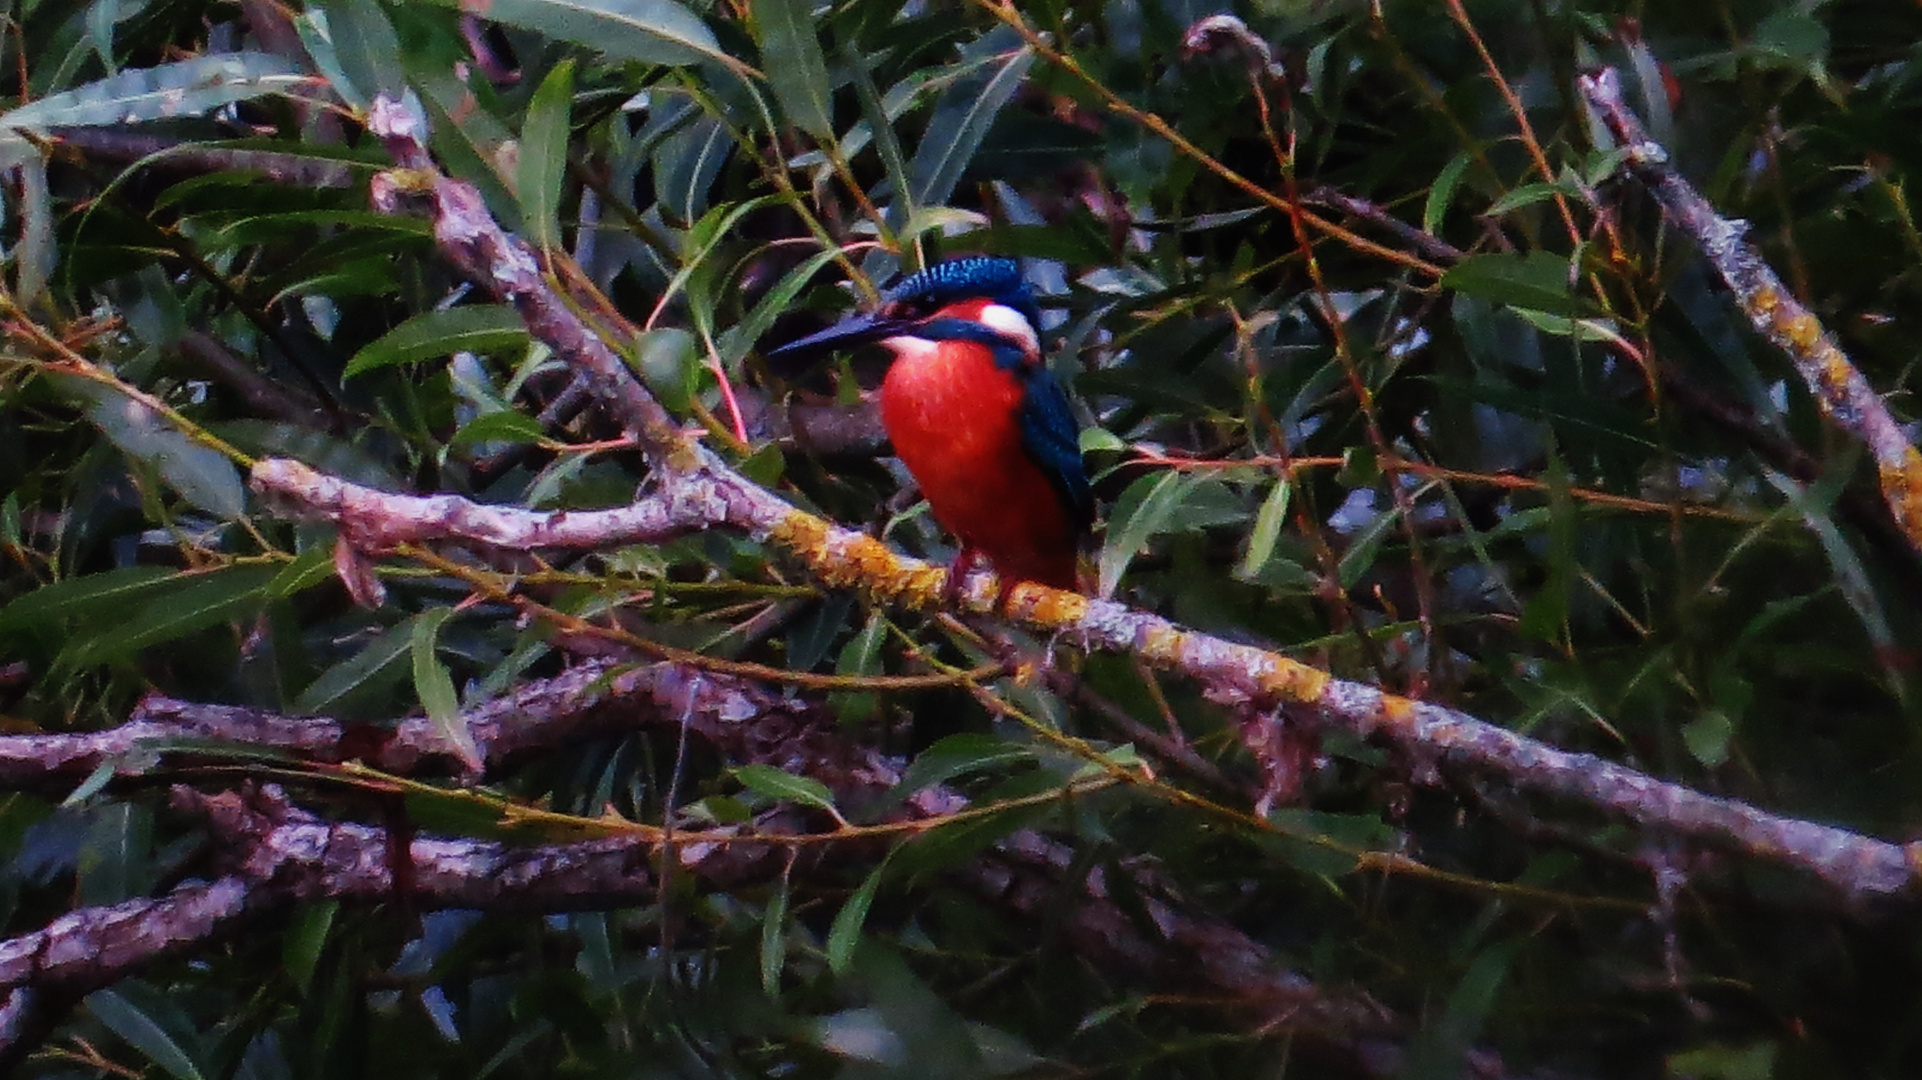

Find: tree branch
<box><xmin>332</xmin><ymin>90</ymin><xmax>1919</xmax><ymax>905</ymax></box>
<box><xmin>1580</xmin><ymin>65</ymin><xmax>1922</xmax><ymax>555</ymax></box>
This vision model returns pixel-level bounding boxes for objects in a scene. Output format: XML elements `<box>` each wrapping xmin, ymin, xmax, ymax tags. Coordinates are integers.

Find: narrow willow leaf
<box><xmin>12</xmin><ymin>156</ymin><xmax>53</xmax><ymax>304</ymax></box>
<box><xmin>1483</xmin><ymin>179</ymin><xmax>1577</xmax><ymax>218</ymax></box>
<box><xmin>1762</xmin><ymin>469</ymin><xmax>1897</xmax><ymax>667</ymax></box>
<box><xmin>453</xmin><ymin>0</ymin><xmax>727</xmax><ymax>69</ymax></box>
<box><xmin>519</xmin><ymin>59</ymin><xmax>576</xmax><ymax>254</ymax></box>
<box><xmin>891</xmin><ymin>733</ymin><xmax>1034</xmax><ymax>800</ymax></box>
<box><xmin>653</xmin><ymin>113</ymin><xmax>733</xmax><ymax>223</ymax></box>
<box><xmin>1438</xmin><ymin>252</ymin><xmax>1581</xmax><ymax>317</ymax></box>
<box><xmin>87</xmin><ymin>988</ymin><xmax>207</xmax><ymax>1080</ymax></box>
<box><xmin>1097</xmin><ymin>470</ymin><xmax>1193</xmax><ymax>598</ymax></box>
<box><xmin>1401</xmin><ymin>940</ymin><xmax>1522</xmax><ymax>1080</ymax></box>
<box><xmin>268</xmin><ymin>545</ymin><xmax>336</xmax><ymax>599</ymax></box>
<box><xmin>841</xmin><ymin>40</ymin><xmax>916</xmax><ymax>227</ymax></box>
<box><xmin>0</xmin><ymin>53</ymin><xmax>305</xmax><ymax>131</ymax></box>
<box><xmin>750</xmin><ymin>0</ymin><xmax>833</xmax><ymax>139</ymax></box>
<box><xmin>89</xmin><ymin>0</ymin><xmax>126</xmax><ymax>72</ymax></box>
<box><xmin>283</xmin><ymin>900</ymin><xmax>339</xmax><ymax>993</ymax></box>
<box><xmin>295</xmin><ymin>620</ymin><xmax>414</xmax><ymax>714</ymax></box>
<box><xmin>345</xmin><ymin>305</ymin><xmax>529</xmax><ymax>377</ymax></box>
<box><xmin>827</xmin><ymin>861</ymin><xmax>887</xmax><ymax>975</ymax></box>
<box><xmin>57</xmin><ymin>374</ymin><xmax>245</xmax><ymax>519</ymax></box>
<box><xmin>761</xmin><ymin>873</ymin><xmax>789</xmax><ymax>995</ymax></box>
<box><xmin>412</xmin><ymin>608</ymin><xmax>482</xmax><ymax>771</ymax></box>
<box><xmin>449</xmin><ymin>409</ymin><xmax>545</xmax><ymax>449</ymax></box>
<box><xmin>63</xmin><ymin>565</ymin><xmax>278</xmax><ymax>670</ymax></box>
<box><xmin>734</xmin><ymin>763</ymin><xmax>841</xmax><ymax>818</ymax></box>
<box><xmin>909</xmin><ymin>41</ymin><xmax>1033</xmax><ymax>207</ymax></box>
<box><xmin>832</xmin><ymin>610</ymin><xmax>885</xmax><ymax>724</ymax></box>
<box><xmin>1335</xmin><ymin>505</ymin><xmax>1402</xmax><ymax>591</ymax></box>
<box><xmin>1235</xmin><ymin>477</ymin><xmax>1292</xmax><ymax>581</ymax></box>
<box><xmin>310</xmin><ymin>0</ymin><xmax>404</xmax><ymax>109</ymax></box>
<box><xmin>0</xmin><ymin>565</ymin><xmax>173</xmax><ymax>633</ymax></box>
<box><xmin>724</xmin><ymin>245</ymin><xmax>844</xmax><ymax>364</ymax></box>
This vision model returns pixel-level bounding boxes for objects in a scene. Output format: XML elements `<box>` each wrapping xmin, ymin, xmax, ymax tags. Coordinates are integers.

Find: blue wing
<box><xmin>1016</xmin><ymin>365</ymin><xmax>1095</xmax><ymax>531</ymax></box>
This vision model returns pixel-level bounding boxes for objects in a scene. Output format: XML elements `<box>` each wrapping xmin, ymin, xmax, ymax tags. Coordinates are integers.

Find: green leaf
<box><xmin>832</xmin><ymin>609</ymin><xmax>885</xmax><ymax>724</ymax></box>
<box><xmin>1097</xmin><ymin>470</ymin><xmax>1192</xmax><ymax>597</ymax></box>
<box><xmin>87</xmin><ymin>988</ymin><xmax>207</xmax><ymax>1080</ymax></box>
<box><xmin>1682</xmin><ymin>710</ymin><xmax>1733</xmax><ymax>768</ymax></box>
<box><xmin>412</xmin><ymin>608</ymin><xmax>482</xmax><ymax>771</ymax></box>
<box><xmin>725</xmin><ymin>245</ymin><xmax>845</xmax><ymax>365</ymax></box>
<box><xmin>13</xmin><ymin>156</ymin><xmax>53</xmax><ymax>304</ymax></box>
<box><xmin>734</xmin><ymin>763</ymin><xmax>841</xmax><ymax>818</ymax></box>
<box><xmin>345</xmin><ymin>306</ymin><xmax>530</xmax><ymax>378</ymax></box>
<box><xmin>1482</xmin><ymin>179</ymin><xmax>1578</xmax><ymax>217</ymax></box>
<box><xmin>452</xmin><ymin>0</ymin><xmax>728</xmax><ymax>69</ymax></box>
<box><xmin>268</xmin><ymin>545</ymin><xmax>337</xmax><ymax>599</ymax></box>
<box><xmin>283</xmin><ymin>900</ymin><xmax>339</xmax><ymax>993</ymax></box>
<box><xmin>1439</xmin><ymin>251</ymin><xmax>1581</xmax><ymax>317</ymax></box>
<box><xmin>750</xmin><ymin>0</ymin><xmax>833</xmax><ymax>139</ymax></box>
<box><xmin>761</xmin><ymin>873</ymin><xmax>789</xmax><ymax>995</ymax></box>
<box><xmin>909</xmin><ymin>40</ymin><xmax>1033</xmax><ymax>207</ymax></box>
<box><xmin>0</xmin><ymin>53</ymin><xmax>305</xmax><ymax>133</ymax></box>
<box><xmin>309</xmin><ymin>0</ymin><xmax>404</xmax><ymax>109</ymax></box>
<box><xmin>1762</xmin><ymin>469</ymin><xmax>1897</xmax><ymax>674</ymax></box>
<box><xmin>519</xmin><ymin>59</ymin><xmax>576</xmax><ymax>254</ymax></box>
<box><xmin>449</xmin><ymin>410</ymin><xmax>546</xmax><ymax>450</ymax></box>
<box><xmin>1750</xmin><ymin>10</ymin><xmax>1829</xmax><ymax>69</ymax></box>
<box><xmin>1236</xmin><ymin>477</ymin><xmax>1292</xmax><ymax>582</ymax></box>
<box><xmin>294</xmin><ymin>620</ymin><xmax>414</xmax><ymax>715</ymax></box>
<box><xmin>1667</xmin><ymin>1041</ymin><xmax>1778</xmax><ymax>1080</ymax></box>
<box><xmin>1423</xmin><ymin>149</ymin><xmax>1473</xmax><ymax>236</ymax></box>
<box><xmin>1402</xmin><ymin>940</ymin><xmax>1522</xmax><ymax>1080</ymax></box>
<box><xmin>1335</xmin><ymin>503</ymin><xmax>1401</xmax><ymax>591</ymax></box>
<box><xmin>56</xmin><ymin>375</ymin><xmax>246</xmax><ymax>520</ymax></box>
<box><xmin>827</xmin><ymin>860</ymin><xmax>886</xmax><ymax>975</ymax></box>
<box><xmin>63</xmin><ymin>565</ymin><xmax>279</xmax><ymax>670</ymax></box>
<box><xmin>0</xmin><ymin>566</ymin><xmax>174</xmax><ymax>634</ymax></box>
<box><xmin>891</xmin><ymin>733</ymin><xmax>1034</xmax><ymax>800</ymax></box>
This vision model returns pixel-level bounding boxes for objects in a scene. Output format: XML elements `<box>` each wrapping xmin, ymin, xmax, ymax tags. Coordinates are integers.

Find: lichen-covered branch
<box><xmin>1579</xmin><ymin>66</ymin><xmax>1922</xmax><ymax>554</ymax></box>
<box><xmin>334</xmin><ymin>92</ymin><xmax>1919</xmax><ymax>902</ymax></box>
<box><xmin>252</xmin><ymin>453</ymin><xmax>1919</xmax><ymax>900</ymax></box>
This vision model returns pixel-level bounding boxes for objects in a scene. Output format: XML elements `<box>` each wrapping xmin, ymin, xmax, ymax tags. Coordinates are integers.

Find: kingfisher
<box><xmin>769</xmin><ymin>256</ymin><xmax>1093</xmax><ymax>597</ymax></box>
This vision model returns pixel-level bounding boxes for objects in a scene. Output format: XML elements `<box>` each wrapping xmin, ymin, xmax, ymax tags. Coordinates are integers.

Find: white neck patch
<box><xmin>976</xmin><ymin>302</ymin><xmax>1039</xmax><ymax>356</ymax></box>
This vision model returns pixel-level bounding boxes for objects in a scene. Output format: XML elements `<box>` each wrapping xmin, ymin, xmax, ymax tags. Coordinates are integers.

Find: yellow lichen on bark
<box><xmin>1377</xmin><ymin>693</ymin><xmax>1419</xmax><ymax>729</ymax></box>
<box><xmin>1776</xmin><ymin>308</ymin><xmax>1825</xmax><ymax>353</ymax></box>
<box><xmin>1878</xmin><ymin>448</ymin><xmax>1922</xmax><ymax>541</ymax></box>
<box><xmin>1135</xmin><ymin>623</ymin><xmax>1188</xmax><ymax>666</ymax></box>
<box><xmin>767</xmin><ymin>508</ymin><xmax>947</xmax><ymax>607</ymax></box>
<box><xmin>767</xmin><ymin>510</ymin><xmax>831</xmax><ymax>562</ymax></box>
<box><xmin>1007</xmin><ymin>583</ymin><xmax>1090</xmax><ymax>627</ymax></box>
<box><xmin>1257</xmin><ymin>656</ymin><xmax>1329</xmax><ymax>704</ymax></box>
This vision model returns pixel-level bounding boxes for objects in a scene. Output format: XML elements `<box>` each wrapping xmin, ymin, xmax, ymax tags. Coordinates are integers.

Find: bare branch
<box><xmin>250</xmin><ymin>458</ymin><xmax>711</xmax><ymax>553</ymax></box>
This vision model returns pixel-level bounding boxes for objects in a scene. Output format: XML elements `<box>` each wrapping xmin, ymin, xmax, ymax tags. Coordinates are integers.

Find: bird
<box><xmin>768</xmin><ymin>256</ymin><xmax>1093</xmax><ymax>599</ymax></box>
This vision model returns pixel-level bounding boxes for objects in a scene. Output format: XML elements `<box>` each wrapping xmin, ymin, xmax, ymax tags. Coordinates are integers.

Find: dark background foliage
<box><xmin>2</xmin><ymin>0</ymin><xmax>1921</xmax><ymax>1077</ymax></box>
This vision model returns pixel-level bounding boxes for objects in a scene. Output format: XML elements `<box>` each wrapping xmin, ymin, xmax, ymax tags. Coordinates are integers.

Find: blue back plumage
<box><xmin>1015</xmin><ymin>365</ymin><xmax>1095</xmax><ymax>530</ymax></box>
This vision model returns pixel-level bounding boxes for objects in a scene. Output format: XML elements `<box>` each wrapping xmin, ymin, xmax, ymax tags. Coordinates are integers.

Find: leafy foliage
<box><xmin>2</xmin><ymin>0</ymin><xmax>1921</xmax><ymax>1077</ymax></box>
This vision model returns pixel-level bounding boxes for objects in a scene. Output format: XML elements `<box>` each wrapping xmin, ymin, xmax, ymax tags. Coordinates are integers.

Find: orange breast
<box><xmin>880</xmin><ymin>340</ymin><xmax>1079</xmax><ymax>589</ymax></box>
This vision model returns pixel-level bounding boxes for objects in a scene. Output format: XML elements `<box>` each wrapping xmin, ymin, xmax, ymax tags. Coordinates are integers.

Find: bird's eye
<box><xmin>885</xmin><ymin>298</ymin><xmax>932</xmax><ymax>321</ymax></box>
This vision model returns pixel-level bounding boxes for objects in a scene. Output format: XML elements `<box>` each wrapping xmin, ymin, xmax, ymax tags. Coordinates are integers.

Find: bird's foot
<box><xmin>943</xmin><ymin>548</ymin><xmax>983</xmax><ymax>608</ymax></box>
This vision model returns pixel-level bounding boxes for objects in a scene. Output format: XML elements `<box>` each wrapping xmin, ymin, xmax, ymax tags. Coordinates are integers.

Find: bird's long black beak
<box><xmin>764</xmin><ymin>311</ymin><xmax>905</xmax><ymax>361</ymax></box>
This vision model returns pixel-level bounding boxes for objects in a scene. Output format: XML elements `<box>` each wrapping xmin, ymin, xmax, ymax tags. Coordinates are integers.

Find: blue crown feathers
<box><xmin>885</xmin><ymin>256</ymin><xmax>1042</xmax><ymax>335</ymax></box>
